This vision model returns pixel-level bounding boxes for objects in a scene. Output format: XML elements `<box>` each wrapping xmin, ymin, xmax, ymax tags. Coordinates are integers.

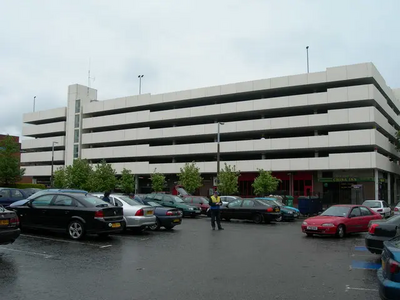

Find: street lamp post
<box><xmin>33</xmin><ymin>96</ymin><xmax>36</xmax><ymax>112</ymax></box>
<box><xmin>50</xmin><ymin>141</ymin><xmax>58</xmax><ymax>187</ymax></box>
<box><xmin>217</xmin><ymin>122</ymin><xmax>224</xmax><ymax>175</ymax></box>
<box><xmin>306</xmin><ymin>46</ymin><xmax>310</xmax><ymax>73</ymax></box>
<box><xmin>138</xmin><ymin>75</ymin><xmax>144</xmax><ymax>95</ymax></box>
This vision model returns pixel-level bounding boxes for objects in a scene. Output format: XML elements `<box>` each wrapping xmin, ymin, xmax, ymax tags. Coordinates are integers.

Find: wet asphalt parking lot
<box><xmin>0</xmin><ymin>217</ymin><xmax>382</xmax><ymax>300</ymax></box>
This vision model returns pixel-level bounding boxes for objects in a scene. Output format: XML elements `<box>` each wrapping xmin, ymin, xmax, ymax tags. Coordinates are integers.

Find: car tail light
<box><xmin>266</xmin><ymin>207</ymin><xmax>273</xmax><ymax>212</ymax></box>
<box><xmin>135</xmin><ymin>209</ymin><xmax>144</xmax><ymax>216</ymax></box>
<box><xmin>94</xmin><ymin>210</ymin><xmax>104</xmax><ymax>219</ymax></box>
<box><xmin>395</xmin><ymin>208</ymin><xmax>399</xmax><ymax>212</ymax></box>
<box><xmin>166</xmin><ymin>211</ymin><xmax>174</xmax><ymax>216</ymax></box>
<box><xmin>10</xmin><ymin>217</ymin><xmax>19</xmax><ymax>226</ymax></box>
<box><xmin>369</xmin><ymin>223</ymin><xmax>379</xmax><ymax>234</ymax></box>
<box><xmin>377</xmin><ymin>209</ymin><xmax>383</xmax><ymax>212</ymax></box>
<box><xmin>389</xmin><ymin>259</ymin><xmax>400</xmax><ymax>274</ymax></box>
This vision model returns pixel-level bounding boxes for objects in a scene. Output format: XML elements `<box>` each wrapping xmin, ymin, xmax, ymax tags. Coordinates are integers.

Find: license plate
<box><xmin>146</xmin><ymin>211</ymin><xmax>153</xmax><ymax>215</ymax></box>
<box><xmin>0</xmin><ymin>220</ymin><xmax>9</xmax><ymax>225</ymax></box>
<box><xmin>112</xmin><ymin>223</ymin><xmax>121</xmax><ymax>228</ymax></box>
<box><xmin>275</xmin><ymin>208</ymin><xmax>280</xmax><ymax>212</ymax></box>
<box><xmin>307</xmin><ymin>226</ymin><xmax>318</xmax><ymax>230</ymax></box>
<box><xmin>173</xmin><ymin>219</ymin><xmax>180</xmax><ymax>223</ymax></box>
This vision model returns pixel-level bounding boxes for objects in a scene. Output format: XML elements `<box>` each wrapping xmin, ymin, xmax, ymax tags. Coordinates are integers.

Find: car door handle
<box><xmin>65</xmin><ymin>211</ymin><xmax>70</xmax><ymax>214</ymax></box>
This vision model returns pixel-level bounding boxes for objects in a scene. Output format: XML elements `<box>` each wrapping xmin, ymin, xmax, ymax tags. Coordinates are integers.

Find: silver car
<box><xmin>91</xmin><ymin>193</ymin><xmax>156</xmax><ymax>231</ymax></box>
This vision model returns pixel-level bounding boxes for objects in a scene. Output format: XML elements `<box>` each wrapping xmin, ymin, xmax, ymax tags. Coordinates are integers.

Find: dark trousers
<box><xmin>210</xmin><ymin>209</ymin><xmax>222</xmax><ymax>229</ymax></box>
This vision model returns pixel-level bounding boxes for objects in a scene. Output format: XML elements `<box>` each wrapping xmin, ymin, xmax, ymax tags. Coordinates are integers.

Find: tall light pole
<box><xmin>50</xmin><ymin>141</ymin><xmax>58</xmax><ymax>187</ymax></box>
<box><xmin>306</xmin><ymin>46</ymin><xmax>310</xmax><ymax>73</ymax></box>
<box><xmin>33</xmin><ymin>96</ymin><xmax>36</xmax><ymax>112</ymax></box>
<box><xmin>217</xmin><ymin>122</ymin><xmax>224</xmax><ymax>175</ymax></box>
<box><xmin>138</xmin><ymin>75</ymin><xmax>144</xmax><ymax>95</ymax></box>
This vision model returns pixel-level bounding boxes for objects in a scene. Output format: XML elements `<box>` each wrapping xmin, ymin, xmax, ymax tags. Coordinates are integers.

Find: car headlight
<box><xmin>321</xmin><ymin>223</ymin><xmax>335</xmax><ymax>227</ymax></box>
<box><xmin>302</xmin><ymin>221</ymin><xmax>307</xmax><ymax>225</ymax></box>
<box><xmin>188</xmin><ymin>207</ymin><xmax>194</xmax><ymax>210</ymax></box>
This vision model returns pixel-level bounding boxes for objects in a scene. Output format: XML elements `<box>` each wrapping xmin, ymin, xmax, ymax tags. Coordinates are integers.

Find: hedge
<box><xmin>10</xmin><ymin>183</ymin><xmax>47</xmax><ymax>189</ymax></box>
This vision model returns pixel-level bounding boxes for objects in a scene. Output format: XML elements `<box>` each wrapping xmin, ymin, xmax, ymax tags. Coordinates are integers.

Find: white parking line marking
<box><xmin>0</xmin><ymin>246</ymin><xmax>52</xmax><ymax>258</ymax></box>
<box><xmin>345</xmin><ymin>285</ymin><xmax>378</xmax><ymax>292</ymax></box>
<box><xmin>100</xmin><ymin>245</ymin><xmax>112</xmax><ymax>248</ymax></box>
<box><xmin>21</xmin><ymin>234</ymin><xmax>107</xmax><ymax>247</ymax></box>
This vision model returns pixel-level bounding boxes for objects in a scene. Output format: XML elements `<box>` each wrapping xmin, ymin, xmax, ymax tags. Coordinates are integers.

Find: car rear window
<box><xmin>363</xmin><ymin>201</ymin><xmax>381</xmax><ymax>208</ymax></box>
<box><xmin>78</xmin><ymin>195</ymin><xmax>110</xmax><ymax>207</ymax></box>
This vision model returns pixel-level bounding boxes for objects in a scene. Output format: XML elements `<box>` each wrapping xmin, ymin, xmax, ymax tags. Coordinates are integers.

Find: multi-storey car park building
<box><xmin>21</xmin><ymin>62</ymin><xmax>400</xmax><ymax>204</ymax></box>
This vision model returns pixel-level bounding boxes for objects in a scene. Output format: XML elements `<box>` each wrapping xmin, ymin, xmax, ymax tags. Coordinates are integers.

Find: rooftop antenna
<box><xmin>87</xmin><ymin>58</ymin><xmax>95</xmax><ymax>96</ymax></box>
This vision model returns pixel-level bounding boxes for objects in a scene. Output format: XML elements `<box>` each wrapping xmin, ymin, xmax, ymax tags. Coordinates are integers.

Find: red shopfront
<box><xmin>238</xmin><ymin>172</ymin><xmax>313</xmax><ymax>201</ymax></box>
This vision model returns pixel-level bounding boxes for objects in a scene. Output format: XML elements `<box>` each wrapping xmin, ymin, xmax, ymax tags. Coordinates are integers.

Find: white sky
<box><xmin>1</xmin><ymin>0</ymin><xmax>399</xmax><ymax>137</ymax></box>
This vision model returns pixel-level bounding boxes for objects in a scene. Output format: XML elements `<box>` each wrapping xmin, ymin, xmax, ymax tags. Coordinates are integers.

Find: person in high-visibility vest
<box><xmin>209</xmin><ymin>191</ymin><xmax>224</xmax><ymax>230</ymax></box>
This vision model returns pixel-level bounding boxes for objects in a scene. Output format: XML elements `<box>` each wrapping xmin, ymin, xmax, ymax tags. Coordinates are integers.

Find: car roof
<box><xmin>331</xmin><ymin>204</ymin><xmax>360</xmax><ymax>207</ymax></box>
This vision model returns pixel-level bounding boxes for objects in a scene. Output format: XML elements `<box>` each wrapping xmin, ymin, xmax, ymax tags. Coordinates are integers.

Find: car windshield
<box><xmin>363</xmin><ymin>201</ymin><xmax>381</xmax><ymax>208</ymax></box>
<box><xmin>172</xmin><ymin>196</ymin><xmax>184</xmax><ymax>203</ymax></box>
<box><xmin>80</xmin><ymin>195</ymin><xmax>110</xmax><ymax>207</ymax></box>
<box><xmin>176</xmin><ymin>187</ymin><xmax>189</xmax><ymax>196</ymax></box>
<box><xmin>146</xmin><ymin>201</ymin><xmax>162</xmax><ymax>207</ymax></box>
<box><xmin>321</xmin><ymin>206</ymin><xmax>350</xmax><ymax>217</ymax></box>
<box><xmin>117</xmin><ymin>196</ymin><xmax>142</xmax><ymax>206</ymax></box>
<box><xmin>257</xmin><ymin>200</ymin><xmax>273</xmax><ymax>206</ymax></box>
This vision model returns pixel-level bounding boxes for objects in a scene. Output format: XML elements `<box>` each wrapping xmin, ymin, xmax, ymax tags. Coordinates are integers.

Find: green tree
<box><xmin>119</xmin><ymin>168</ymin><xmax>135</xmax><ymax>194</ymax></box>
<box><xmin>252</xmin><ymin>169</ymin><xmax>281</xmax><ymax>197</ymax></box>
<box><xmin>89</xmin><ymin>160</ymin><xmax>117</xmax><ymax>192</ymax></box>
<box><xmin>53</xmin><ymin>167</ymin><xmax>68</xmax><ymax>188</ymax></box>
<box><xmin>177</xmin><ymin>162</ymin><xmax>203</xmax><ymax>194</ymax></box>
<box><xmin>0</xmin><ymin>135</ymin><xmax>25</xmax><ymax>186</ymax></box>
<box><xmin>65</xmin><ymin>158</ymin><xmax>93</xmax><ymax>190</ymax></box>
<box><xmin>151</xmin><ymin>170</ymin><xmax>166</xmax><ymax>192</ymax></box>
<box><xmin>217</xmin><ymin>163</ymin><xmax>240</xmax><ymax>195</ymax></box>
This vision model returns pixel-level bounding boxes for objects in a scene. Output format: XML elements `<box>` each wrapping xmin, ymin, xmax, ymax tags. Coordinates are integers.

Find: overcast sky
<box><xmin>1</xmin><ymin>0</ymin><xmax>399</xmax><ymax>138</ymax></box>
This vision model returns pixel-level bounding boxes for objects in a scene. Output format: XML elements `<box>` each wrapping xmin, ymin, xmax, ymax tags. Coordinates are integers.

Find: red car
<box><xmin>182</xmin><ymin>196</ymin><xmax>210</xmax><ymax>215</ymax></box>
<box><xmin>301</xmin><ymin>205</ymin><xmax>382</xmax><ymax>238</ymax></box>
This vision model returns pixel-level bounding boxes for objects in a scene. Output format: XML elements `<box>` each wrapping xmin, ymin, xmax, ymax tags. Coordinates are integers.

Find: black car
<box><xmin>365</xmin><ymin>215</ymin><xmax>400</xmax><ymax>254</ymax></box>
<box><xmin>220</xmin><ymin>198</ymin><xmax>281</xmax><ymax>224</ymax></box>
<box><xmin>0</xmin><ymin>188</ymin><xmax>31</xmax><ymax>208</ymax></box>
<box><xmin>142</xmin><ymin>199</ymin><xmax>183</xmax><ymax>230</ymax></box>
<box><xmin>0</xmin><ymin>205</ymin><xmax>20</xmax><ymax>245</ymax></box>
<box><xmin>12</xmin><ymin>192</ymin><xmax>124</xmax><ymax>240</ymax></box>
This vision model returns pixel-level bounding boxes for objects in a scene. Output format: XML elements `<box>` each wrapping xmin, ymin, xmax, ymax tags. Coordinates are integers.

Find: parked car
<box><xmin>365</xmin><ymin>215</ymin><xmax>400</xmax><ymax>254</ymax></box>
<box><xmin>12</xmin><ymin>192</ymin><xmax>124</xmax><ymax>239</ymax></box>
<box><xmin>144</xmin><ymin>193</ymin><xmax>201</xmax><ymax>217</ymax></box>
<box><xmin>0</xmin><ymin>205</ymin><xmax>20</xmax><ymax>245</ymax></box>
<box><xmin>393</xmin><ymin>202</ymin><xmax>400</xmax><ymax>215</ymax></box>
<box><xmin>268</xmin><ymin>195</ymin><xmax>300</xmax><ymax>217</ymax></box>
<box><xmin>10</xmin><ymin>189</ymin><xmax>88</xmax><ymax>208</ymax></box>
<box><xmin>91</xmin><ymin>193</ymin><xmax>156</xmax><ymax>232</ymax></box>
<box><xmin>301</xmin><ymin>205</ymin><xmax>382</xmax><ymax>238</ymax></box>
<box><xmin>142</xmin><ymin>199</ymin><xmax>183</xmax><ymax>230</ymax></box>
<box><xmin>220</xmin><ymin>198</ymin><xmax>281</xmax><ymax>224</ymax></box>
<box><xmin>378</xmin><ymin>236</ymin><xmax>400</xmax><ymax>299</ymax></box>
<box><xmin>362</xmin><ymin>200</ymin><xmax>391</xmax><ymax>218</ymax></box>
<box><xmin>256</xmin><ymin>198</ymin><xmax>296</xmax><ymax>222</ymax></box>
<box><xmin>182</xmin><ymin>196</ymin><xmax>210</xmax><ymax>214</ymax></box>
<box><xmin>0</xmin><ymin>188</ymin><xmax>31</xmax><ymax>208</ymax></box>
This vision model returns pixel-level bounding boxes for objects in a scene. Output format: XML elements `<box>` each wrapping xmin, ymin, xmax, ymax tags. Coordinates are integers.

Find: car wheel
<box><xmin>68</xmin><ymin>220</ymin><xmax>85</xmax><ymax>240</ymax></box>
<box><xmin>148</xmin><ymin>220</ymin><xmax>160</xmax><ymax>231</ymax></box>
<box><xmin>336</xmin><ymin>225</ymin><xmax>345</xmax><ymax>238</ymax></box>
<box><xmin>179</xmin><ymin>209</ymin><xmax>185</xmax><ymax>218</ymax></box>
<box><xmin>253</xmin><ymin>214</ymin><xmax>264</xmax><ymax>224</ymax></box>
<box><xmin>306</xmin><ymin>233</ymin><xmax>313</xmax><ymax>237</ymax></box>
<box><xmin>275</xmin><ymin>215</ymin><xmax>283</xmax><ymax>222</ymax></box>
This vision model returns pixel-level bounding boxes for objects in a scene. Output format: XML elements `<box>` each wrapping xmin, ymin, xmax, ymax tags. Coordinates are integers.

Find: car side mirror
<box><xmin>27</xmin><ymin>201</ymin><xmax>33</xmax><ymax>208</ymax></box>
<box><xmin>349</xmin><ymin>214</ymin><xmax>355</xmax><ymax>218</ymax></box>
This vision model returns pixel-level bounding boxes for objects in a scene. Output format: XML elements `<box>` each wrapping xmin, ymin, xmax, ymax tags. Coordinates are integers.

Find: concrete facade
<box><xmin>20</xmin><ymin>62</ymin><xmax>400</xmax><ymax>202</ymax></box>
